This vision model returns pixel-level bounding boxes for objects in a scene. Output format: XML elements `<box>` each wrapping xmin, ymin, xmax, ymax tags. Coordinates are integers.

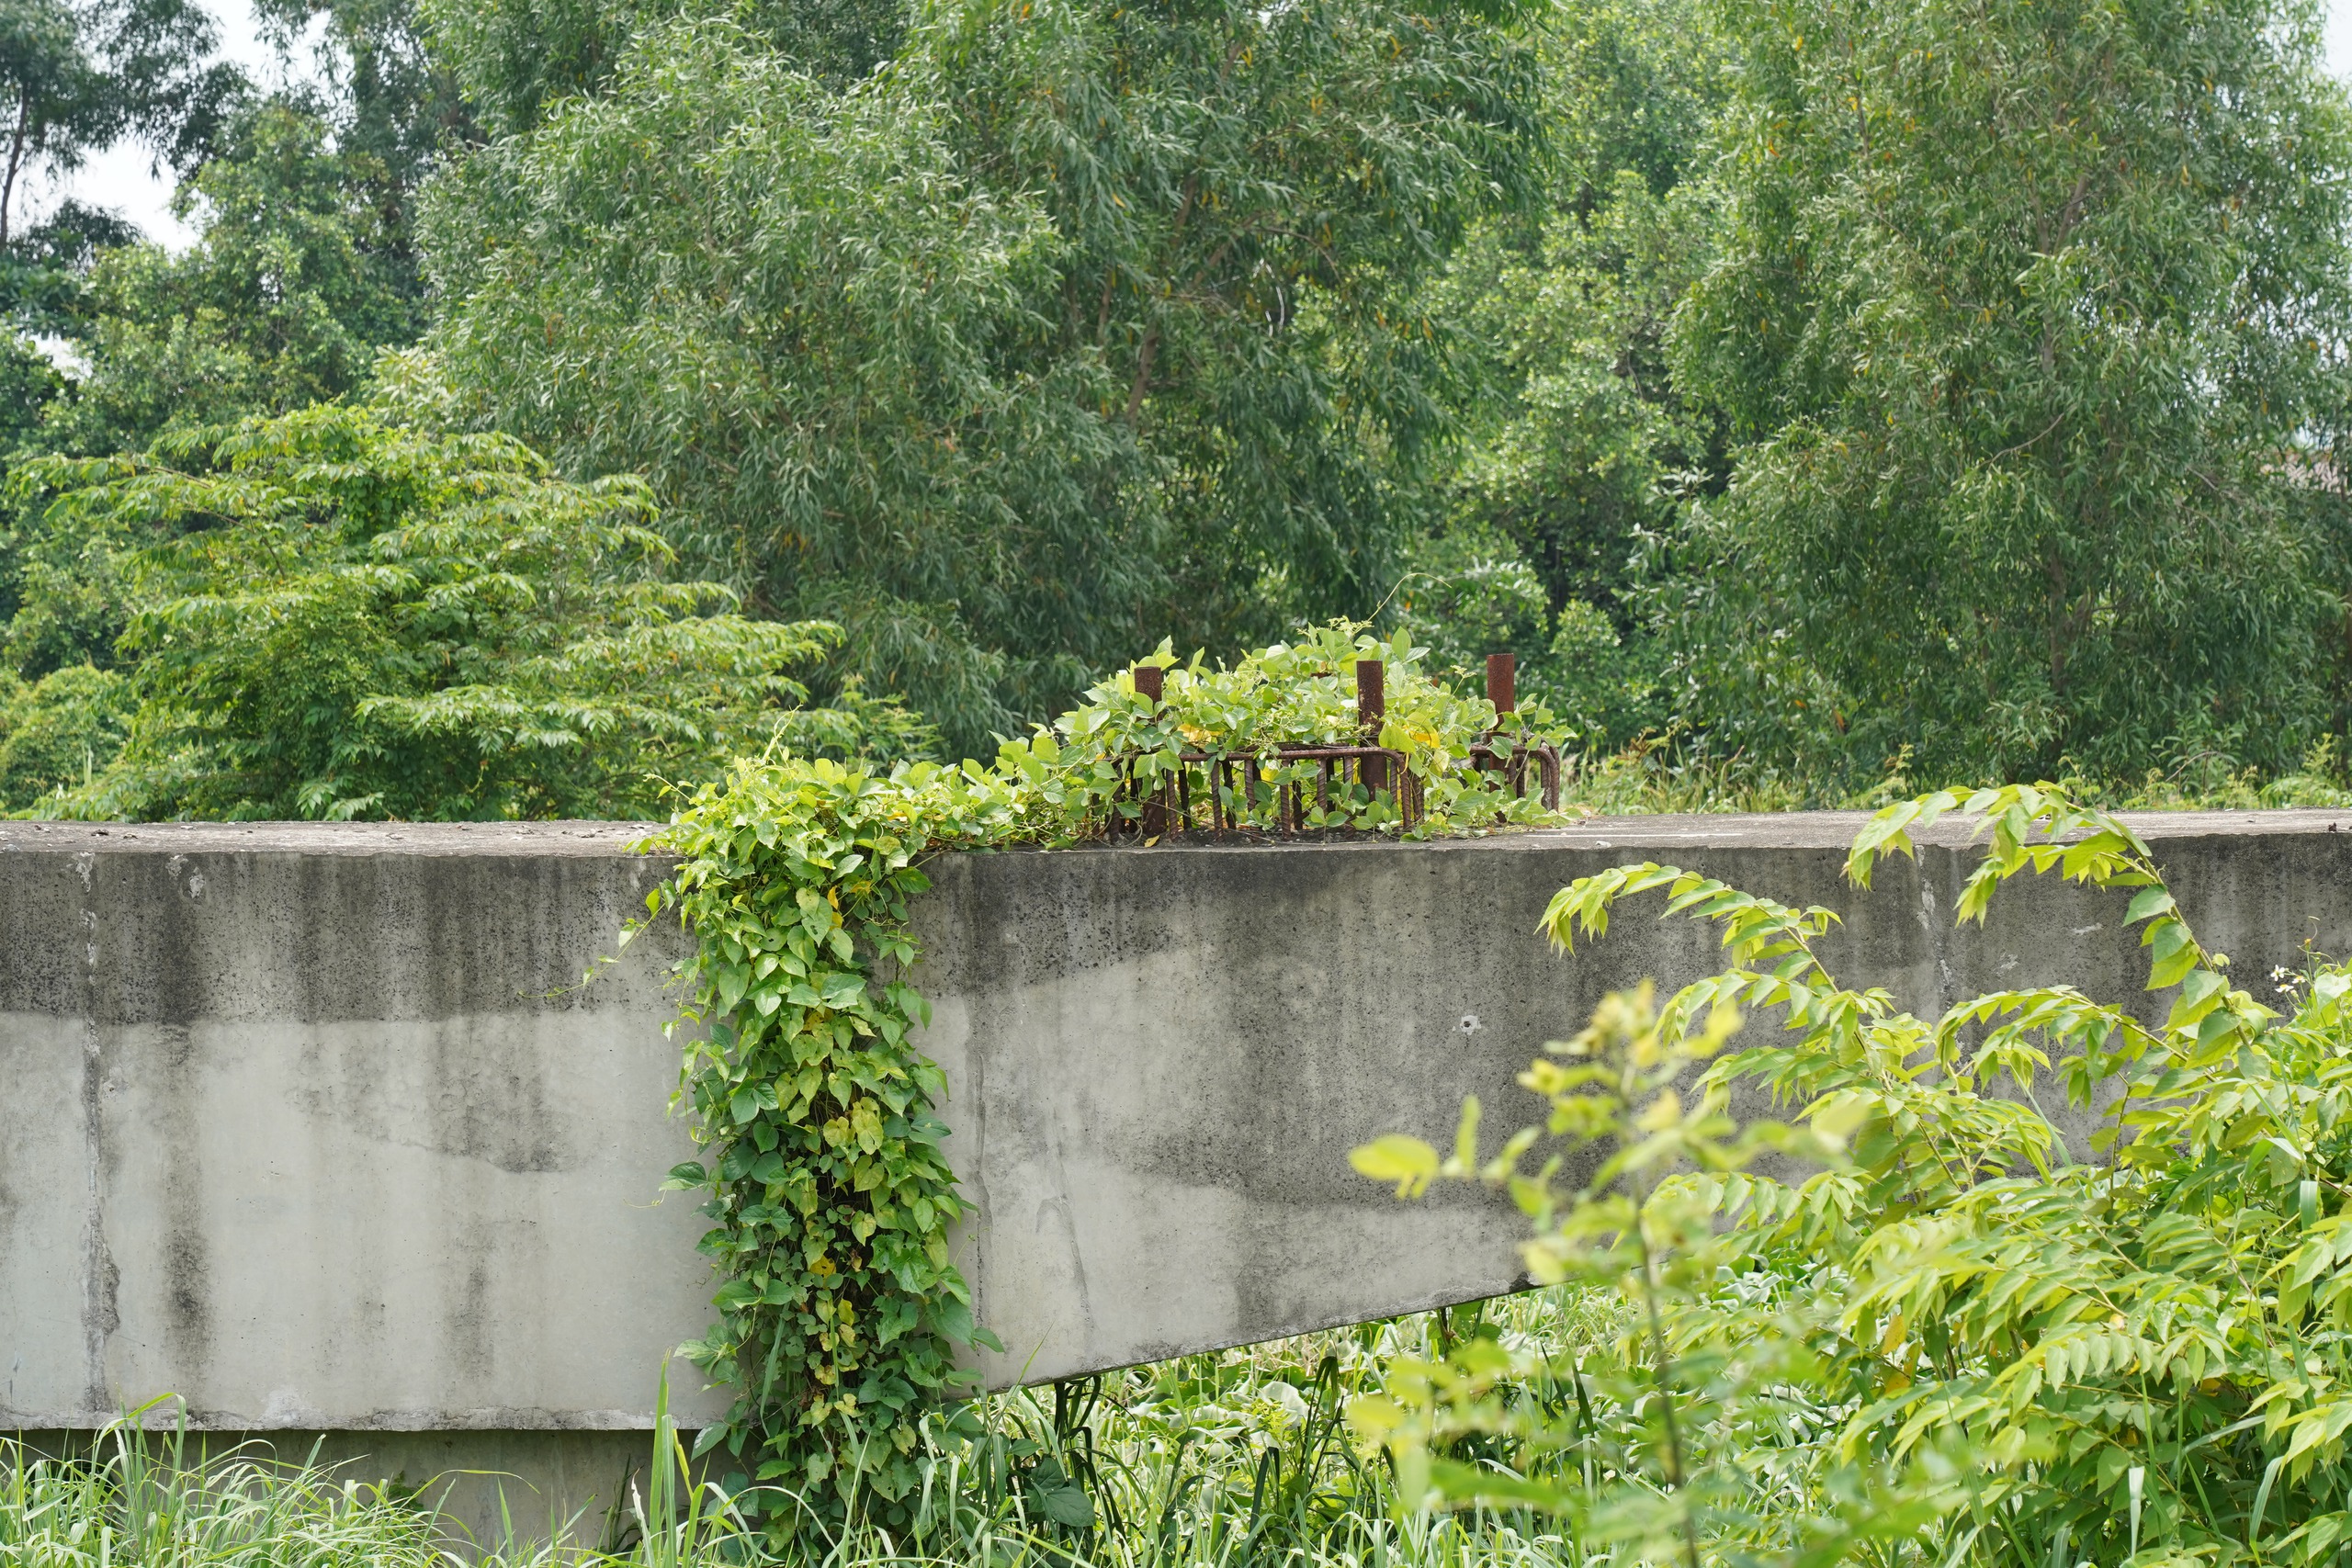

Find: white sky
<box><xmin>48</xmin><ymin>0</ymin><xmax>2352</xmax><ymax>251</ymax></box>
<box><xmin>51</xmin><ymin>0</ymin><xmax>317</xmax><ymax>248</ymax></box>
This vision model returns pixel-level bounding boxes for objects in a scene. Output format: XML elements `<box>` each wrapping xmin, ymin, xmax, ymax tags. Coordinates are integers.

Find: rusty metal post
<box><xmin>1486</xmin><ymin>652</ymin><xmax>1515</xmax><ymax>716</ymax></box>
<box><xmin>1133</xmin><ymin>664</ymin><xmax>1169</xmax><ymax>838</ymax></box>
<box><xmin>1356</xmin><ymin>659</ymin><xmax>1386</xmax><ymax>794</ymax></box>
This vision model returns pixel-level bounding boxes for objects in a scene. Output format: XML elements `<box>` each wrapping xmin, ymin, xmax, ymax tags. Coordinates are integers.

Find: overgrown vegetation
<box><xmin>649</xmin><ymin>654</ymin><xmax>2352</xmax><ymax>1551</ymax></box>
<box><xmin>8</xmin><ymin>0</ymin><xmax>2352</xmax><ymax>1553</ymax></box>
<box><xmin>34</xmin><ymin>788</ymin><xmax>2352</xmax><ymax>1568</ymax></box>
<box><xmin>648</xmin><ymin>622</ymin><xmax>1568</xmax><ymax>1534</ymax></box>
<box><xmin>9</xmin><ymin>404</ymin><xmax>930</xmax><ymax>818</ymax></box>
<box><xmin>0</xmin><ymin>1303</ymin><xmax>1717</xmax><ymax>1568</ymax></box>
<box><xmin>0</xmin><ymin>0</ymin><xmax>2341</xmax><ymax>798</ymax></box>
<box><xmin>1354</xmin><ymin>785</ymin><xmax>2352</xmax><ymax>1563</ymax></box>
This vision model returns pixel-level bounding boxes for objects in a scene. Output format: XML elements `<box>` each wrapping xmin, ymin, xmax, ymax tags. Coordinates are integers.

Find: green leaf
<box><xmin>1351</xmin><ymin>1134</ymin><xmax>1440</xmax><ymax>1199</ymax></box>
<box><xmin>1029</xmin><ymin>1478</ymin><xmax>1094</xmax><ymax>1529</ymax></box>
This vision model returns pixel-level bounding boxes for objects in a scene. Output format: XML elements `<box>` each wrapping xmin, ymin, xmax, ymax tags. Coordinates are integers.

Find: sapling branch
<box><xmin>1628</xmin><ymin>1178</ymin><xmax>1702</xmax><ymax>1568</ymax></box>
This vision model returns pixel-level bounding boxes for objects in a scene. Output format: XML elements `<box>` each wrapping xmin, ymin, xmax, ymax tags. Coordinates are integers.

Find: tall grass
<box><xmin>2</xmin><ymin>1416</ymin><xmax>468</xmax><ymax>1567</ymax></box>
<box><xmin>1</xmin><ymin>1296</ymin><xmax>1622</xmax><ymax>1568</ymax></box>
<box><xmin>865</xmin><ymin>1292</ymin><xmax>1627</xmax><ymax>1568</ymax></box>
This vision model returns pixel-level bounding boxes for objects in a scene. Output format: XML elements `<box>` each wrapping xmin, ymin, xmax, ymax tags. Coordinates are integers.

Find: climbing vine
<box><xmin>646</xmin><ymin>624</ymin><xmax>1569</xmax><ymax>1531</ymax></box>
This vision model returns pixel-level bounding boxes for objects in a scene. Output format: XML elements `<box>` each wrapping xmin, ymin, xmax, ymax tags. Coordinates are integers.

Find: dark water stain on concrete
<box><xmin>284</xmin><ymin>1021</ymin><xmax>578</xmax><ymax>1177</ymax></box>
<box><xmin>77</xmin><ymin>1020</ymin><xmax>119</xmax><ymax>1413</ymax></box>
<box><xmin>155</xmin><ymin>1023</ymin><xmax>214</xmax><ymax>1379</ymax></box>
<box><xmin>442</xmin><ymin>1220</ymin><xmax>499</xmax><ymax>1386</ymax></box>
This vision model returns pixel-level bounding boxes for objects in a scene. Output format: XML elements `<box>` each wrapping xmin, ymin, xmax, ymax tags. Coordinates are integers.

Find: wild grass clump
<box><xmin>1</xmin><ymin>1421</ymin><xmax>462</xmax><ymax>1567</ymax></box>
<box><xmin>0</xmin><ymin>1299</ymin><xmax>1618</xmax><ymax>1568</ymax></box>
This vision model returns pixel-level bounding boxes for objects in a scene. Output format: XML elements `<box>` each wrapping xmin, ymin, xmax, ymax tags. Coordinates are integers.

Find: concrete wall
<box><xmin>0</xmin><ymin>820</ymin><xmax>705</xmax><ymax>1541</ymax></box>
<box><xmin>6</xmin><ymin>810</ymin><xmax>2352</xmax><ymax>1536</ymax></box>
<box><xmin>908</xmin><ymin>809</ymin><xmax>2352</xmax><ymax>1385</ymax></box>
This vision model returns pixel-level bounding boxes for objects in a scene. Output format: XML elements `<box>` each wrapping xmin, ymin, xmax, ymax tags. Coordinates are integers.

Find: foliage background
<box><xmin>2</xmin><ymin>0</ymin><xmax>2349</xmax><ymax>808</ymax></box>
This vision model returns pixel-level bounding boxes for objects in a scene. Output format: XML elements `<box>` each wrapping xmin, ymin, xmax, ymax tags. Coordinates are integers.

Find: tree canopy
<box><xmin>0</xmin><ymin>0</ymin><xmax>244</xmax><ymax>244</ymax></box>
<box><xmin>419</xmin><ymin>0</ymin><xmax>1543</xmax><ymax>754</ymax></box>
<box><xmin>0</xmin><ymin>0</ymin><xmax>2348</xmax><ymax>815</ymax></box>
<box><xmin>11</xmin><ymin>405</ymin><xmax>928</xmax><ymax>818</ymax></box>
<box><xmin>1402</xmin><ymin>0</ymin><xmax>1726</xmax><ymax>748</ymax></box>
<box><xmin>1667</xmin><ymin>0</ymin><xmax>2352</xmax><ymax>781</ymax></box>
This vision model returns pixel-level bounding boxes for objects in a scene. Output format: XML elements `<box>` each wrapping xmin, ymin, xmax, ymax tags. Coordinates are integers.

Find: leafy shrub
<box><xmin>15</xmin><ymin>405</ymin><xmax>932</xmax><ymax>821</ymax></box>
<box><xmin>650</xmin><ymin>624</ymin><xmax>1574</xmax><ymax>1537</ymax></box>
<box><xmin>0</xmin><ymin>663</ymin><xmax>130</xmax><ymax>809</ymax></box>
<box><xmin>1359</xmin><ymin>785</ymin><xmax>2352</xmax><ymax>1563</ymax></box>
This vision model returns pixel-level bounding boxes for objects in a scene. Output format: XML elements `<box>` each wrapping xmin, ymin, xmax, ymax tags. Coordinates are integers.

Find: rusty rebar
<box><xmin>1132</xmin><ymin>664</ymin><xmax>1169</xmax><ymax>838</ymax></box>
<box><xmin>1486</xmin><ymin>652</ymin><xmax>1515</xmax><ymax>715</ymax></box>
<box><xmin>1357</xmin><ymin>660</ymin><xmax>1385</xmax><ymax>794</ymax></box>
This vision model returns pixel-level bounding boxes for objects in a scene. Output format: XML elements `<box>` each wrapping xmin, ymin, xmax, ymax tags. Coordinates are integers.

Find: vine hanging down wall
<box><xmin>642</xmin><ymin>623</ymin><xmax>1574</xmax><ymax>1533</ymax></box>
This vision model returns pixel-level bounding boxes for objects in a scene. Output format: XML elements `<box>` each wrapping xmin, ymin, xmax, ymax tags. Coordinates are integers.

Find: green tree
<box><xmin>1668</xmin><ymin>0</ymin><xmax>2352</xmax><ymax>781</ymax></box>
<box><xmin>1399</xmin><ymin>0</ymin><xmax>1724</xmax><ymax>748</ymax></box>
<box><xmin>907</xmin><ymin>0</ymin><xmax>1542</xmax><ymax>660</ymax></box>
<box><xmin>1402</xmin><ymin>0</ymin><xmax>1725</xmax><ymax>747</ymax></box>
<box><xmin>0</xmin><ymin>326</ymin><xmax>54</xmax><ymax>440</ymax></box>
<box><xmin>0</xmin><ymin>660</ymin><xmax>127</xmax><ymax>807</ymax></box>
<box><xmin>0</xmin><ymin>0</ymin><xmax>244</xmax><ymax>244</ymax></box>
<box><xmin>0</xmin><ymin>0</ymin><xmax>243</xmax><ymax>447</ymax></box>
<box><xmin>421</xmin><ymin>0</ymin><xmax>1540</xmax><ymax>752</ymax></box>
<box><xmin>248</xmin><ymin>0</ymin><xmax>475</xmax><ymax>304</ymax></box>
<box><xmin>420</xmin><ymin>0</ymin><xmax>901</xmax><ymax>138</ymax></box>
<box><xmin>0</xmin><ymin>102</ymin><xmax>435</xmax><ymax>677</ymax></box>
<box><xmin>17</xmin><ymin>404</ymin><xmax>930</xmax><ymax>820</ymax></box>
<box><xmin>417</xmin><ymin>22</ymin><xmax>1142</xmax><ymax>752</ymax></box>
<box><xmin>46</xmin><ymin>101</ymin><xmax>424</xmax><ymax>454</ymax></box>
<box><xmin>1430</xmin><ymin>0</ymin><xmax>1726</xmax><ymax>626</ymax></box>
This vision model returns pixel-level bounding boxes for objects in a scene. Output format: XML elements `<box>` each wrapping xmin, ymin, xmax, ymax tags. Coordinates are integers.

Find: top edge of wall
<box><xmin>0</xmin><ymin>820</ymin><xmax>665</xmax><ymax>856</ymax></box>
<box><xmin>2</xmin><ymin>807</ymin><xmax>2348</xmax><ymax>860</ymax></box>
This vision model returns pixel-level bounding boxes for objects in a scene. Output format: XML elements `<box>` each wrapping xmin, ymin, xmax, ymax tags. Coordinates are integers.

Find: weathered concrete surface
<box><xmin>0</xmin><ymin>821</ymin><xmax>708</xmax><ymax>1433</ymax></box>
<box><xmin>909</xmin><ymin>809</ymin><xmax>2352</xmax><ymax>1385</ymax></box>
<box><xmin>6</xmin><ymin>810</ymin><xmax>2352</xmax><ymax>1533</ymax></box>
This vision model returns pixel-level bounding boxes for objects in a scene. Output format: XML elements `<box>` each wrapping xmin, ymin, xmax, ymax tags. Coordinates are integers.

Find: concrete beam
<box><xmin>905</xmin><ymin>809</ymin><xmax>2352</xmax><ymax>1386</ymax></box>
<box><xmin>6</xmin><ymin>811</ymin><xmax>2349</xmax><ymax>1534</ymax></box>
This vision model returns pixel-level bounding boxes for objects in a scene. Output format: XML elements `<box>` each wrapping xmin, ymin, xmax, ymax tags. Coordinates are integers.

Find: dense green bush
<box><xmin>15</xmin><ymin>405</ymin><xmax>930</xmax><ymax>820</ymax></box>
<box><xmin>0</xmin><ymin>661</ymin><xmax>130</xmax><ymax>808</ymax></box>
<box><xmin>1363</xmin><ymin>785</ymin><xmax>2352</xmax><ymax>1563</ymax></box>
